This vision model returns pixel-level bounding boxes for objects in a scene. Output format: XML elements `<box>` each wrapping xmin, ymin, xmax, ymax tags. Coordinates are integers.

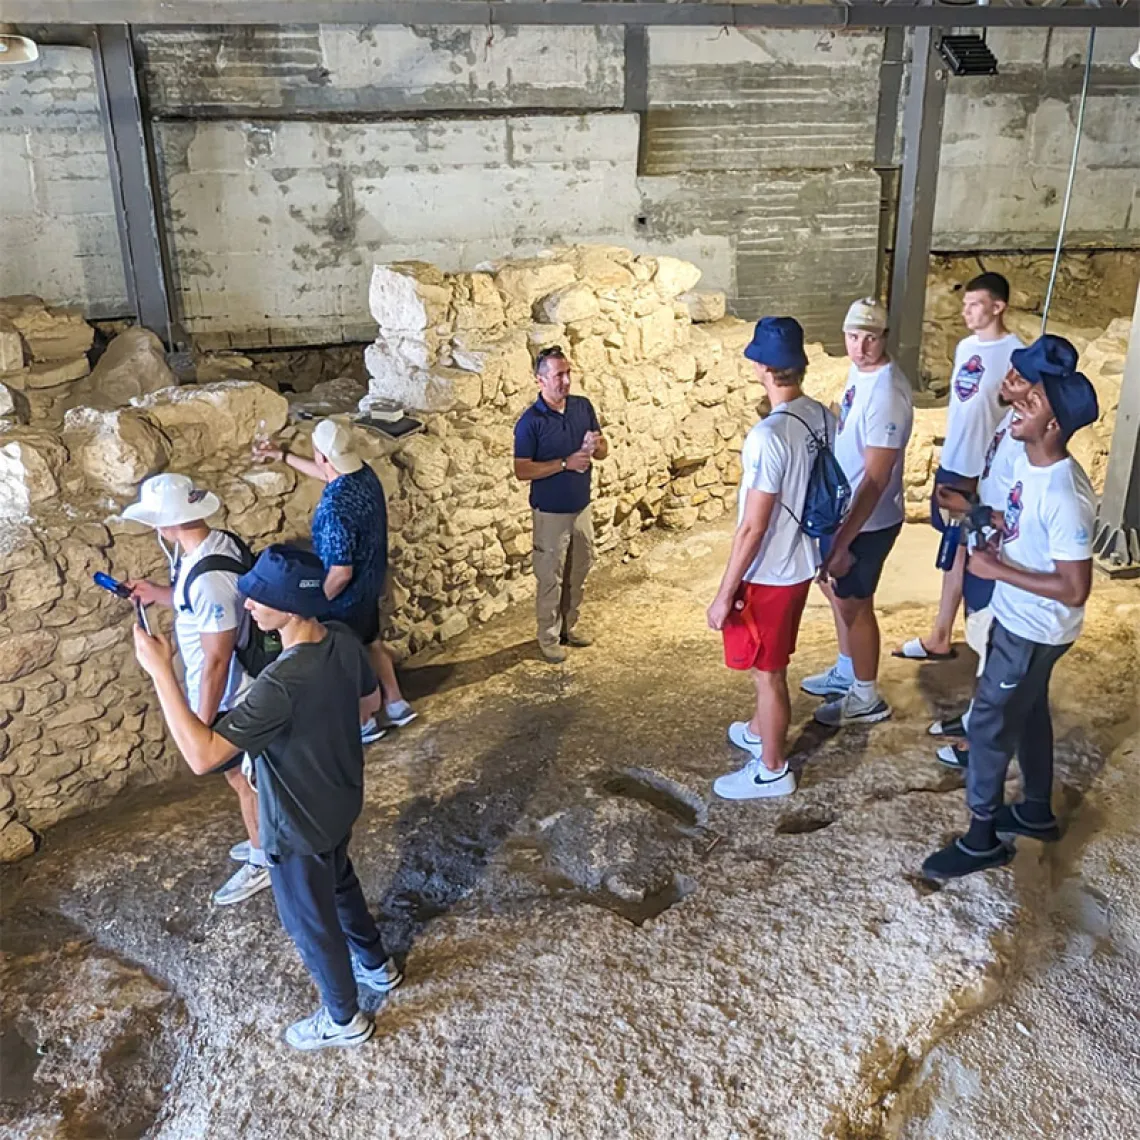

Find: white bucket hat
<box><xmin>121</xmin><ymin>473</ymin><xmax>221</xmax><ymax>528</ymax></box>
<box><xmin>312</xmin><ymin>418</ymin><xmax>363</xmax><ymax>475</ymax></box>
<box><xmin>842</xmin><ymin>297</ymin><xmax>889</xmax><ymax>335</ymax></box>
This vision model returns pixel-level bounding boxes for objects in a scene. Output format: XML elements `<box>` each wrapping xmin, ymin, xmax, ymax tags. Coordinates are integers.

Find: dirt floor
<box><xmin>1</xmin><ymin>522</ymin><xmax>1138</xmax><ymax>1140</ymax></box>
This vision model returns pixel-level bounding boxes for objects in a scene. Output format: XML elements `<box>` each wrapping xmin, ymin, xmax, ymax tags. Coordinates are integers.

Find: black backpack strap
<box><xmin>179</xmin><ymin>554</ymin><xmax>249</xmax><ymax>613</ymax></box>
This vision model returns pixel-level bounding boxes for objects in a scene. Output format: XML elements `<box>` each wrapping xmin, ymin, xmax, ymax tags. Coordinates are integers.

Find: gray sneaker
<box><xmin>383</xmin><ymin>700</ymin><xmax>417</xmax><ymax>728</ymax></box>
<box><xmin>284</xmin><ymin>1006</ymin><xmax>374</xmax><ymax>1051</ymax></box>
<box><xmin>229</xmin><ymin>839</ymin><xmax>251</xmax><ymax>863</ymax></box>
<box><xmin>800</xmin><ymin>665</ymin><xmax>853</xmax><ymax>698</ymax></box>
<box><xmin>212</xmin><ymin>862</ymin><xmax>272</xmax><ymax>906</ymax></box>
<box><xmin>351</xmin><ymin>954</ymin><xmax>404</xmax><ymax>993</ymax></box>
<box><xmin>813</xmin><ymin>689</ymin><xmax>892</xmax><ymax>727</ymax></box>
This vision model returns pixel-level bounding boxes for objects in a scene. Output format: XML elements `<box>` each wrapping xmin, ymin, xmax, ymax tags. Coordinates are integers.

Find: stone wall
<box><xmin>0</xmin><ymin>247</ymin><xmax>762</xmax><ymax>859</ymax></box>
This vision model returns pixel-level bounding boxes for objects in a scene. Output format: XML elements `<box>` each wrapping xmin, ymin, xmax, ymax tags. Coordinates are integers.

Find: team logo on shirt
<box><xmin>982</xmin><ymin>425</ymin><xmax>1006</xmax><ymax>479</ymax></box>
<box><xmin>1003</xmin><ymin>481</ymin><xmax>1024</xmax><ymax>543</ymax></box>
<box><xmin>209</xmin><ymin>603</ymin><xmax>226</xmax><ymax>623</ymax></box>
<box><xmin>954</xmin><ymin>355</ymin><xmax>985</xmax><ymax>402</ymax></box>
<box><xmin>837</xmin><ymin>385</ymin><xmax>856</xmax><ymax>433</ymax></box>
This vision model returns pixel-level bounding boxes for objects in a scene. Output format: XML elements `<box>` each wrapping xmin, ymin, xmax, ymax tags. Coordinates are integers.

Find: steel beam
<box><xmin>888</xmin><ymin>23</ymin><xmax>947</xmax><ymax>388</ymax></box>
<box><xmin>1093</xmin><ymin>283</ymin><xmax>1140</xmax><ymax>577</ymax></box>
<box><xmin>91</xmin><ymin>24</ymin><xmax>177</xmax><ymax>350</ymax></box>
<box><xmin>8</xmin><ymin>2</ymin><xmax>1140</xmax><ymax>28</ymax></box>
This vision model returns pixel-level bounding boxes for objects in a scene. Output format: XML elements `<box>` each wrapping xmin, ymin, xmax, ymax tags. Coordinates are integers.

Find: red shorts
<box><xmin>722</xmin><ymin>579</ymin><xmax>812</xmax><ymax>672</ymax></box>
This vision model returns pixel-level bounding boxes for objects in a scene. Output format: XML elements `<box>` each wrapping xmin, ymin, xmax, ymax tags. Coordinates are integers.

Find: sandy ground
<box><xmin>1</xmin><ymin>522</ymin><xmax>1137</xmax><ymax>1140</ymax></box>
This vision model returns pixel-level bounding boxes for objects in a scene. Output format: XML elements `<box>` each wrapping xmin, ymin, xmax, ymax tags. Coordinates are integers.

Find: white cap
<box><xmin>312</xmin><ymin>418</ymin><xmax>363</xmax><ymax>475</ymax></box>
<box><xmin>121</xmin><ymin>473</ymin><xmax>221</xmax><ymax>529</ymax></box>
<box><xmin>842</xmin><ymin>297</ymin><xmax>888</xmax><ymax>335</ymax></box>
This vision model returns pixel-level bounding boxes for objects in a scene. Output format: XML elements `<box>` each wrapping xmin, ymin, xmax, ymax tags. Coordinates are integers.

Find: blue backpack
<box><xmin>775</xmin><ymin>408</ymin><xmax>852</xmax><ymax>538</ymax></box>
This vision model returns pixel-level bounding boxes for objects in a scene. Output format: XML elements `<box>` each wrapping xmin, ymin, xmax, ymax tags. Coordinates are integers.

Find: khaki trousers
<box><xmin>532</xmin><ymin>507</ymin><xmax>594</xmax><ymax>650</ymax></box>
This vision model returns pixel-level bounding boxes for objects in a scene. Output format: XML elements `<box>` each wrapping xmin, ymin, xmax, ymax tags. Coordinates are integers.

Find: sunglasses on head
<box><xmin>535</xmin><ymin>345</ymin><xmax>566</xmax><ymax>366</ymax></box>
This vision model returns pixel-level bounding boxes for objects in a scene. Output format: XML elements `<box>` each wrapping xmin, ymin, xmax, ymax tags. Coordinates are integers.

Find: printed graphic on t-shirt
<box><xmin>954</xmin><ymin>354</ymin><xmax>985</xmax><ymax>402</ymax></box>
<box><xmin>838</xmin><ymin>386</ymin><xmax>856</xmax><ymax>433</ymax></box>
<box><xmin>983</xmin><ymin>425</ymin><xmax>1007</xmax><ymax>479</ymax></box>
<box><xmin>1003</xmin><ymin>481</ymin><xmax>1024</xmax><ymax>542</ymax></box>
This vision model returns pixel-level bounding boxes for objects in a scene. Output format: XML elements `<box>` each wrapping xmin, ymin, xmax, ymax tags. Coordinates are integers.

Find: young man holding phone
<box><xmin>133</xmin><ymin>545</ymin><xmax>402</xmax><ymax>1050</ymax></box>
<box><xmin>122</xmin><ymin>473</ymin><xmax>266</xmax><ymax>907</ymax></box>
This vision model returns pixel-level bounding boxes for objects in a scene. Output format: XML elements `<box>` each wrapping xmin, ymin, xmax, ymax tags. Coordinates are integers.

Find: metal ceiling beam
<box><xmin>91</xmin><ymin>25</ymin><xmax>178</xmax><ymax>350</ymax></box>
<box><xmin>888</xmin><ymin>22</ymin><xmax>947</xmax><ymax>388</ymax></box>
<box><xmin>8</xmin><ymin>2</ymin><xmax>1139</xmax><ymax>28</ymax></box>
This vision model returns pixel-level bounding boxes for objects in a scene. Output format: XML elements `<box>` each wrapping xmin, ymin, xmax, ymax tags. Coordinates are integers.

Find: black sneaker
<box><xmin>935</xmin><ymin>744</ymin><xmax>969</xmax><ymax>770</ymax></box>
<box><xmin>994</xmin><ymin>803</ymin><xmax>1061</xmax><ymax>843</ymax></box>
<box><xmin>922</xmin><ymin>837</ymin><xmax>1015</xmax><ymax>882</ymax></box>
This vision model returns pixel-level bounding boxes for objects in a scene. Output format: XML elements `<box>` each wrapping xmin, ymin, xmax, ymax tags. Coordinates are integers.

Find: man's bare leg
<box><xmin>749</xmin><ymin>668</ymin><xmax>791</xmax><ymax>772</ymax></box>
<box><xmin>224</xmin><ymin>766</ymin><xmax>259</xmax><ymax>847</ymax></box>
<box><xmin>835</xmin><ymin>594</ymin><xmax>880</xmax><ymax>683</ymax></box>
<box><xmin>368</xmin><ymin>641</ymin><xmax>404</xmax><ymax>707</ymax></box>
<box><xmin>817</xmin><ymin>577</ymin><xmax>852</xmax><ymax>659</ymax></box>
<box><xmin>899</xmin><ymin>543</ymin><xmax>965</xmax><ymax>657</ymax></box>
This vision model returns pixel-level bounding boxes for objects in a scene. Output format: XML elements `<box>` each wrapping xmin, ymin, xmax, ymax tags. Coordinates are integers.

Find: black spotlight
<box><xmin>937</xmin><ymin>34</ymin><xmax>999</xmax><ymax>77</ymax></box>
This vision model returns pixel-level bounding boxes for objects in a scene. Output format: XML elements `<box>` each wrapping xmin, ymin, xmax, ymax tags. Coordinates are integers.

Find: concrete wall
<box><xmin>0</xmin><ymin>47</ymin><xmax>126</xmax><ymax>316</ymax></box>
<box><xmin>0</xmin><ymin>26</ymin><xmax>1136</xmax><ymax>347</ymax></box>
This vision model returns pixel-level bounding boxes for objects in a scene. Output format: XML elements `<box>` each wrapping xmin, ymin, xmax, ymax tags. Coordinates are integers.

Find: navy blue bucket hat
<box><xmin>743</xmin><ymin>316</ymin><xmax>809</xmax><ymax>371</ymax></box>
<box><xmin>1042</xmin><ymin>370</ymin><xmax>1099</xmax><ymax>439</ymax></box>
<box><xmin>238</xmin><ymin>544</ymin><xmax>328</xmax><ymax>617</ymax></box>
<box><xmin>1010</xmin><ymin>334</ymin><xmax>1079</xmax><ymax>386</ymax></box>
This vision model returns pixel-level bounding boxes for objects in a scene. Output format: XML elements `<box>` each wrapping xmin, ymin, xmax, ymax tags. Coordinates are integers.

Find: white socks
<box><xmin>849</xmin><ymin>679</ymin><xmax>879</xmax><ymax>705</ymax></box>
<box><xmin>836</xmin><ymin>654</ymin><xmax>855</xmax><ymax>682</ymax></box>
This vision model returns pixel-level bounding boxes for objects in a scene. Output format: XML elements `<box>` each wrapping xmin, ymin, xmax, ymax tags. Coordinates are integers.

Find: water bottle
<box><xmin>936</xmin><ymin>520</ymin><xmax>962</xmax><ymax>571</ymax></box>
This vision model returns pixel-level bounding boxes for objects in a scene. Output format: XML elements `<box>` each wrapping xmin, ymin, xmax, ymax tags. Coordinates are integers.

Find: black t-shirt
<box><xmin>215</xmin><ymin>623</ymin><xmax>378</xmax><ymax>860</ymax></box>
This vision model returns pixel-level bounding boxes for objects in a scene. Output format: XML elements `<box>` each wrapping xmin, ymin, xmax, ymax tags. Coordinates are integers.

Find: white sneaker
<box><xmin>284</xmin><ymin>1006</ymin><xmax>375</xmax><ymax>1051</ymax></box>
<box><xmin>813</xmin><ymin>689</ymin><xmax>892</xmax><ymax>727</ymax></box>
<box><xmin>800</xmin><ymin>665</ymin><xmax>854</xmax><ymax>698</ymax></box>
<box><xmin>727</xmin><ymin>721</ymin><xmax>764</xmax><ymax>759</ymax></box>
<box><xmin>212</xmin><ymin>862</ymin><xmax>272</xmax><ymax>906</ymax></box>
<box><xmin>229</xmin><ymin>839</ymin><xmax>251</xmax><ymax>863</ymax></box>
<box><xmin>384</xmin><ymin>700</ymin><xmax>417</xmax><ymax>728</ymax></box>
<box><xmin>713</xmin><ymin>757</ymin><xmax>795</xmax><ymax>800</ymax></box>
<box><xmin>360</xmin><ymin>718</ymin><xmax>388</xmax><ymax>745</ymax></box>
<box><xmin>351</xmin><ymin>954</ymin><xmax>404</xmax><ymax>993</ymax></box>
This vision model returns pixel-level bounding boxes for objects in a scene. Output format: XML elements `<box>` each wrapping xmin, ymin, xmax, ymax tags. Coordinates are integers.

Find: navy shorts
<box><xmin>820</xmin><ymin>522</ymin><xmax>902</xmax><ymax>600</ymax></box>
<box><xmin>962</xmin><ymin>569</ymin><xmax>995</xmax><ymax>616</ymax></box>
<box><xmin>337</xmin><ymin>598</ymin><xmax>381</xmax><ymax>646</ymax></box>
<box><xmin>930</xmin><ymin>465</ymin><xmax>975</xmax><ymax>533</ymax></box>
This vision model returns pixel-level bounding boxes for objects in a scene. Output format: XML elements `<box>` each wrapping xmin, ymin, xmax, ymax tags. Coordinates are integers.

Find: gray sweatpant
<box><xmin>532</xmin><ymin>506</ymin><xmax>594</xmax><ymax>651</ymax></box>
<box><xmin>966</xmin><ymin>620</ymin><xmax>1071</xmax><ymax>821</ymax></box>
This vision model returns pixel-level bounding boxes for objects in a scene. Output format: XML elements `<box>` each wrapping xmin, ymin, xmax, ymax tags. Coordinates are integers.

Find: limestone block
<box><xmin>494</xmin><ymin>258</ymin><xmax>577</xmax><ymax>319</ymax></box>
<box><xmin>659</xmin><ymin>505</ymin><xmax>700</xmax><ymax>530</ymax></box>
<box><xmin>670</xmin><ymin>407</ymin><xmax>718</xmax><ymax>469</ymax></box>
<box><xmin>637</xmin><ymin>306</ymin><xmax>676</xmax><ymax>359</ymax></box>
<box><xmin>9</xmin><ymin>356</ymin><xmax>91</xmax><ymax>391</ymax></box>
<box><xmin>369</xmin><ymin>262</ymin><xmax>453</xmax><ymax>331</ymax></box>
<box><xmin>393</xmin><ymin>434</ymin><xmax>450</xmax><ymax>491</ymax></box>
<box><xmin>6</xmin><ymin>564</ymin><xmax>63</xmax><ymax>610</ymax></box>
<box><xmin>0</xmin><ymin>318</ymin><xmax>24</xmax><ymax>374</ymax></box>
<box><xmin>537</xmin><ymin>284</ymin><xmax>600</xmax><ymax>325</ymax></box>
<box><xmin>0</xmin><ymin>430</ymin><xmax>67</xmax><ymax>519</ymax></box>
<box><xmin>576</xmin><ymin>246</ymin><xmax>636</xmax><ymax>292</ymax></box>
<box><xmin>454</xmin><ymin>272</ymin><xmax>506</xmax><ymax>331</ymax></box>
<box><xmin>0</xmin><ymin>296</ymin><xmax>94</xmax><ymax>362</ymax></box>
<box><xmin>0</xmin><ymin>383</ymin><xmax>28</xmax><ymax>428</ymax></box>
<box><xmin>66</xmin><ymin>327</ymin><xmax>176</xmax><ymax>411</ymax></box>
<box><xmin>133</xmin><ymin>382</ymin><xmax>288</xmax><ymax>465</ymax></box>
<box><xmin>435</xmin><ymin>610</ymin><xmax>470</xmax><ymax>642</ymax></box>
<box><xmin>62</xmin><ymin>408</ymin><xmax>170</xmax><ymax>493</ymax></box>
<box><xmin>653</xmin><ymin>256</ymin><xmax>702</xmax><ymax>300</ymax></box>
<box><xmin>241</xmin><ymin>466</ymin><xmax>297</xmax><ymax>497</ymax></box>
<box><xmin>679</xmin><ymin>291</ymin><xmax>726</xmax><ymax>324</ymax></box>
<box><xmin>0</xmin><ymin>631</ymin><xmax>57</xmax><ymax>683</ymax></box>
<box><xmin>0</xmin><ymin>819</ymin><xmax>35</xmax><ymax>862</ymax></box>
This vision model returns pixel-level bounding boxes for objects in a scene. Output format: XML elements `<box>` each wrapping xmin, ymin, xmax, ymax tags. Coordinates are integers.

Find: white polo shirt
<box><xmin>737</xmin><ymin>395</ymin><xmax>836</xmax><ymax>587</ymax></box>
<box><xmin>991</xmin><ymin>452</ymin><xmax>1096</xmax><ymax>646</ymax></box>
<box><xmin>833</xmin><ymin>359</ymin><xmax>914</xmax><ymax>534</ymax></box>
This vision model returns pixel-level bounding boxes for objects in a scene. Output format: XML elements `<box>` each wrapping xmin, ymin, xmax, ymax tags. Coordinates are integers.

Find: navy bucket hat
<box><xmin>1010</xmin><ymin>334</ymin><xmax>1079</xmax><ymax>386</ymax></box>
<box><xmin>238</xmin><ymin>544</ymin><xmax>328</xmax><ymax>618</ymax></box>
<box><xmin>743</xmin><ymin>316</ymin><xmax>809</xmax><ymax>371</ymax></box>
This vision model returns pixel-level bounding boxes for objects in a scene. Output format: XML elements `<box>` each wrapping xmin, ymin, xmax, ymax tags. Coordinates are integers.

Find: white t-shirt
<box><xmin>941</xmin><ymin>333</ymin><xmax>1023</xmax><ymax>478</ymax></box>
<box><xmin>991</xmin><ymin>453</ymin><xmax>1096</xmax><ymax>646</ymax></box>
<box><xmin>172</xmin><ymin>531</ymin><xmax>252</xmax><ymax>718</ymax></box>
<box><xmin>833</xmin><ymin>359</ymin><xmax>914</xmax><ymax>533</ymax></box>
<box><xmin>978</xmin><ymin>407</ymin><xmax>1024</xmax><ymax>508</ymax></box>
<box><xmin>737</xmin><ymin>395</ymin><xmax>837</xmax><ymax>586</ymax></box>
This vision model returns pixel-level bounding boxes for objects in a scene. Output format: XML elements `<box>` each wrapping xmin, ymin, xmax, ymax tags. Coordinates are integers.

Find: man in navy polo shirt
<box><xmin>513</xmin><ymin>346</ymin><xmax>608</xmax><ymax>663</ymax></box>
